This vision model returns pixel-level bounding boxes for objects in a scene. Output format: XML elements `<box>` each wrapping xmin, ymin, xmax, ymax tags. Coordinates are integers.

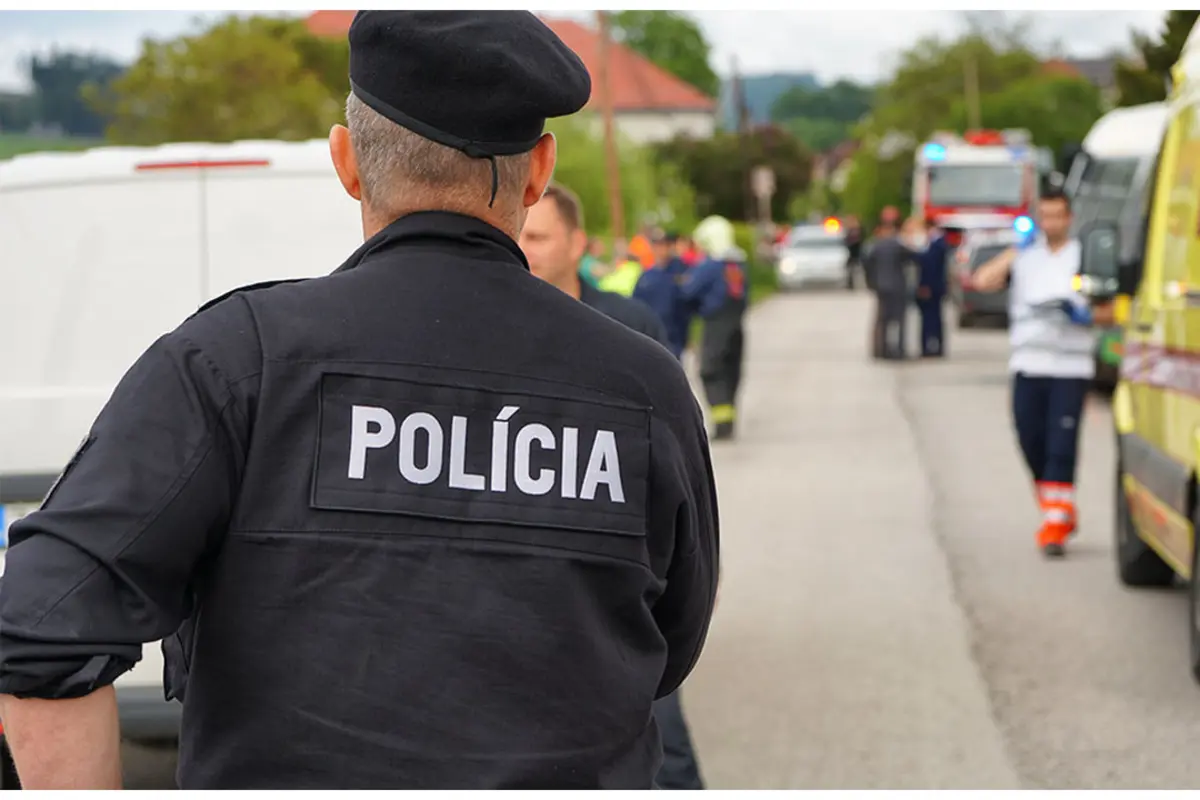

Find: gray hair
<box><xmin>345</xmin><ymin>93</ymin><xmax>532</xmax><ymax>215</ymax></box>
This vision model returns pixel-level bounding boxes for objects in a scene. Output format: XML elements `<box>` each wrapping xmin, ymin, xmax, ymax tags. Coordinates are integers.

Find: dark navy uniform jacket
<box><xmin>0</xmin><ymin>212</ymin><xmax>720</xmax><ymax>790</ymax></box>
<box><xmin>916</xmin><ymin>235</ymin><xmax>949</xmax><ymax>298</ymax></box>
<box><xmin>632</xmin><ymin>258</ymin><xmax>692</xmax><ymax>359</ymax></box>
<box><xmin>682</xmin><ymin>256</ymin><xmax>748</xmax><ymax>319</ymax></box>
<box><xmin>578</xmin><ymin>281</ymin><xmax>671</xmax><ymax>352</ymax></box>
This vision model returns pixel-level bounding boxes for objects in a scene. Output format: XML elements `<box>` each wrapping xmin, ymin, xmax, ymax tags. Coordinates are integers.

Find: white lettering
<box><xmin>348</xmin><ymin>406</ymin><xmax>395</xmax><ymax>479</ymax></box>
<box><xmin>448</xmin><ymin>416</ymin><xmax>485</xmax><ymax>491</ymax></box>
<box><xmin>490</xmin><ymin>405</ymin><xmax>520</xmax><ymax>492</ymax></box>
<box><xmin>344</xmin><ymin>404</ymin><xmax>627</xmax><ymax>504</ymax></box>
<box><xmin>579</xmin><ymin>430</ymin><xmax>625</xmax><ymax>503</ymax></box>
<box><xmin>514</xmin><ymin>423</ymin><xmax>556</xmax><ymax>495</ymax></box>
<box><xmin>560</xmin><ymin>427</ymin><xmax>579</xmax><ymax>499</ymax></box>
<box><xmin>398</xmin><ymin>412</ymin><xmax>444</xmax><ymax>485</ymax></box>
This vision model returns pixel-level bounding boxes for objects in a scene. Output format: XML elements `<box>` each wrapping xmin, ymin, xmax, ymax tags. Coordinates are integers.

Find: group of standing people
<box><xmin>569</xmin><ymin>219</ymin><xmax>750</xmax><ymax>442</ymax></box>
<box><xmin>860</xmin><ymin>207</ymin><xmax>949</xmax><ymax>361</ymax></box>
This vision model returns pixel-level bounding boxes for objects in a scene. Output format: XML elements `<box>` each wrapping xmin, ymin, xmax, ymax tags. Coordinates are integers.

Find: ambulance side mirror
<box><xmin>1077</xmin><ymin>221</ymin><xmax>1120</xmax><ymax>300</ymax></box>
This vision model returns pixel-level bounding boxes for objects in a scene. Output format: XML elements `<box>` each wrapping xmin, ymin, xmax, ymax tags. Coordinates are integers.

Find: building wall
<box><xmin>586</xmin><ymin>111</ymin><xmax>716</xmax><ymax>145</ymax></box>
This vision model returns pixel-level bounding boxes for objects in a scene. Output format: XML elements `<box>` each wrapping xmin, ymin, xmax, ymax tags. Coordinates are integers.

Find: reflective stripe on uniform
<box><xmin>711</xmin><ymin>404</ymin><xmax>736</xmax><ymax>423</ymax></box>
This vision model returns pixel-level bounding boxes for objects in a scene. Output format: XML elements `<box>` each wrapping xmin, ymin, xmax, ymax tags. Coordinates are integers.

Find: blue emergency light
<box><xmin>923</xmin><ymin>143</ymin><xmax>947</xmax><ymax>161</ymax></box>
<box><xmin>1014</xmin><ymin>215</ymin><xmax>1034</xmax><ymax>234</ymax></box>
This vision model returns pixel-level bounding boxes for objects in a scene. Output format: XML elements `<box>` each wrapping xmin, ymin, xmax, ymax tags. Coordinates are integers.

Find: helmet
<box><xmin>693</xmin><ymin>215</ymin><xmax>736</xmax><ymax>258</ymax></box>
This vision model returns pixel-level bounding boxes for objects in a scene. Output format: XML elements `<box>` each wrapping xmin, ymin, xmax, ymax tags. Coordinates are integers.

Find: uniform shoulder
<box><xmin>169</xmin><ymin>280</ymin><xmax>301</xmax><ymax>384</ymax></box>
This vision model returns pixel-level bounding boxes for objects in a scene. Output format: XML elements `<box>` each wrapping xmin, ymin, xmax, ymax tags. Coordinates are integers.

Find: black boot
<box><xmin>713</xmin><ymin>421</ymin><xmax>735</xmax><ymax>440</ymax></box>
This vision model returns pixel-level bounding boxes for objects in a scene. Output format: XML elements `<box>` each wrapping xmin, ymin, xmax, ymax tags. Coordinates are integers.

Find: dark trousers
<box><xmin>653</xmin><ymin>691</ymin><xmax>705</xmax><ymax>790</ymax></box>
<box><xmin>1011</xmin><ymin>373</ymin><xmax>1088</xmax><ymax>483</ymax></box>
<box><xmin>699</xmin><ymin>308</ymin><xmax>745</xmax><ymax>411</ymax></box>
<box><xmin>872</xmin><ymin>290</ymin><xmax>907</xmax><ymax>359</ymax></box>
<box><xmin>916</xmin><ymin>296</ymin><xmax>945</xmax><ymax>357</ymax></box>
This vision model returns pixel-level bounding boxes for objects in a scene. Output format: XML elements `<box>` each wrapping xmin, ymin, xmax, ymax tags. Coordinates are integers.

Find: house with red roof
<box><xmin>305</xmin><ymin>11</ymin><xmax>717</xmax><ymax>145</ymax></box>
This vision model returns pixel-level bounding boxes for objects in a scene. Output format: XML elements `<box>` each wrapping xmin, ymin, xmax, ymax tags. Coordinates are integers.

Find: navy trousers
<box><xmin>1011</xmin><ymin>373</ymin><xmax>1088</xmax><ymax>484</ymax></box>
<box><xmin>653</xmin><ymin>691</ymin><xmax>705</xmax><ymax>789</ymax></box>
<box><xmin>916</xmin><ymin>296</ymin><xmax>945</xmax><ymax>357</ymax></box>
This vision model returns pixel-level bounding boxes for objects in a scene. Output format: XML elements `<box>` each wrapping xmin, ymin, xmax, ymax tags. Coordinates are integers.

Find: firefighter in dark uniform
<box><xmin>0</xmin><ymin>11</ymin><xmax>720</xmax><ymax>791</ymax></box>
<box><xmin>685</xmin><ymin>216</ymin><xmax>749</xmax><ymax>441</ymax></box>
<box><xmin>520</xmin><ymin>183</ymin><xmax>708</xmax><ymax>791</ymax></box>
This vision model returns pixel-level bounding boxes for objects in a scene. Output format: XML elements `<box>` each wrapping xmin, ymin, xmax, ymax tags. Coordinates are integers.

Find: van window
<box><xmin>1071</xmin><ymin>157</ymin><xmax>1141</xmax><ymax>225</ymax></box>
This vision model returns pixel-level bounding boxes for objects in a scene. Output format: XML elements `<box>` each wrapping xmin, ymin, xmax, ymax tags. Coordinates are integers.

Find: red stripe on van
<box><xmin>135</xmin><ymin>159</ymin><xmax>270</xmax><ymax>171</ymax></box>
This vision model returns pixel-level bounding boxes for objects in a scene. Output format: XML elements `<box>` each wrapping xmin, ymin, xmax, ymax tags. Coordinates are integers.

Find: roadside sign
<box><xmin>751</xmin><ymin>166</ymin><xmax>775</xmax><ymax>199</ymax></box>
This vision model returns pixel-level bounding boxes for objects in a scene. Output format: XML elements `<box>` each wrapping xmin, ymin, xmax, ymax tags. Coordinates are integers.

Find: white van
<box><xmin>1063</xmin><ymin>102</ymin><xmax>1169</xmax><ymax>389</ymax></box>
<box><xmin>0</xmin><ymin>139</ymin><xmax>362</xmax><ymax>748</ymax></box>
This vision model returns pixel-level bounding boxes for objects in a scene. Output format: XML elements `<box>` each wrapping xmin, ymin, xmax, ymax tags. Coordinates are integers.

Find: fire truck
<box><xmin>912</xmin><ymin>129</ymin><xmax>1052</xmax><ymax>247</ymax></box>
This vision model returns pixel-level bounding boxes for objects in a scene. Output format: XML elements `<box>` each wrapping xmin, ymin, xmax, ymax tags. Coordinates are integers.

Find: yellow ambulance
<box><xmin>1077</xmin><ymin>22</ymin><xmax>1200</xmax><ymax>682</ymax></box>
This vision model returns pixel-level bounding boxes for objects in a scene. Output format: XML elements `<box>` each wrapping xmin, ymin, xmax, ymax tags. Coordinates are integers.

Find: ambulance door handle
<box><xmin>1134</xmin><ymin>322</ymin><xmax>1154</xmax><ymax>332</ymax></box>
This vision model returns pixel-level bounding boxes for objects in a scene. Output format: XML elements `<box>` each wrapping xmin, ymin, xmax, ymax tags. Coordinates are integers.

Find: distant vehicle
<box><xmin>912</xmin><ymin>129</ymin><xmax>1052</xmax><ymax>248</ymax></box>
<box><xmin>1063</xmin><ymin>101</ymin><xmax>1169</xmax><ymax>392</ymax></box>
<box><xmin>774</xmin><ymin>218</ymin><xmax>848</xmax><ymax>290</ymax></box>
<box><xmin>947</xmin><ymin>228</ymin><xmax>1019</xmax><ymax>329</ymax></box>
<box><xmin>0</xmin><ymin>138</ymin><xmax>363</xmax><ymax>767</ymax></box>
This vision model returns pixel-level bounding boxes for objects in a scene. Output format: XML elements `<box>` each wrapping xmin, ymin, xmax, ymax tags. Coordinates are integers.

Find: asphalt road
<box><xmin>683</xmin><ymin>289</ymin><xmax>1200</xmax><ymax>789</ymax></box>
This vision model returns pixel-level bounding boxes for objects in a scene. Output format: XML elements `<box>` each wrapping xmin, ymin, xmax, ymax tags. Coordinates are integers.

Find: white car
<box><xmin>775</xmin><ymin>222</ymin><xmax>850</xmax><ymax>290</ymax></box>
<box><xmin>0</xmin><ymin>138</ymin><xmax>363</xmax><ymax>760</ymax></box>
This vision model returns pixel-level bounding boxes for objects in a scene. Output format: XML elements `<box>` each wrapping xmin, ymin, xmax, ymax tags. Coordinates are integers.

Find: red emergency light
<box><xmin>963</xmin><ymin>130</ymin><xmax>1004</xmax><ymax>146</ymax></box>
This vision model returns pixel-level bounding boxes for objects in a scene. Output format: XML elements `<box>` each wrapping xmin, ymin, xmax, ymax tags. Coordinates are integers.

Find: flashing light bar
<box><xmin>823</xmin><ymin>217</ymin><xmax>841</xmax><ymax>233</ymax></box>
<box><xmin>1014</xmin><ymin>216</ymin><xmax>1034</xmax><ymax>234</ymax></box>
<box><xmin>922</xmin><ymin>143</ymin><xmax>947</xmax><ymax>161</ymax></box>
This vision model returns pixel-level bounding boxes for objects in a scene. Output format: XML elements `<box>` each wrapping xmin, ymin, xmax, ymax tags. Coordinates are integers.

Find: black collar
<box><xmin>333</xmin><ymin>211</ymin><xmax>530</xmax><ymax>274</ymax></box>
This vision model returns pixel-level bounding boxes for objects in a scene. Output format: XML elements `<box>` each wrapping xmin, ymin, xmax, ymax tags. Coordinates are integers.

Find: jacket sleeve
<box><xmin>647</xmin><ymin>392</ymin><xmax>720</xmax><ymax>699</ymax></box>
<box><xmin>0</xmin><ymin>302</ymin><xmax>257</xmax><ymax>699</ymax></box>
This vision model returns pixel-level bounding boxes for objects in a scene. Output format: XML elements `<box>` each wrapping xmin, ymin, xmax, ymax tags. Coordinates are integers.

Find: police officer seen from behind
<box><xmin>519</xmin><ymin>183</ymin><xmax>708</xmax><ymax>791</ymax></box>
<box><xmin>0</xmin><ymin>11</ymin><xmax>720</xmax><ymax>790</ymax></box>
<box><xmin>686</xmin><ymin>216</ymin><xmax>749</xmax><ymax>441</ymax></box>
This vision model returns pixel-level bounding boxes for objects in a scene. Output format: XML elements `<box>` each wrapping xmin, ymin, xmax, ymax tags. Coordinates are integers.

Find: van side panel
<box><xmin>202</xmin><ymin>169</ymin><xmax>362</xmax><ymax>300</ymax></box>
<box><xmin>0</xmin><ymin>173</ymin><xmax>204</xmax><ymax>481</ymax></box>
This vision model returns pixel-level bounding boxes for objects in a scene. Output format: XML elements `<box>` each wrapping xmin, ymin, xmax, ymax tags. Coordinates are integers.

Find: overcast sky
<box><xmin>0</xmin><ymin>9</ymin><xmax>1167</xmax><ymax>93</ymax></box>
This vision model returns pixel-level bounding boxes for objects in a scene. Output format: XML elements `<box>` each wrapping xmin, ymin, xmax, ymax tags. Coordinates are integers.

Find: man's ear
<box><xmin>524</xmin><ymin>132</ymin><xmax>557</xmax><ymax>208</ymax></box>
<box><xmin>567</xmin><ymin>227</ymin><xmax>588</xmax><ymax>263</ymax></box>
<box><xmin>329</xmin><ymin>124</ymin><xmax>362</xmax><ymax>202</ymax></box>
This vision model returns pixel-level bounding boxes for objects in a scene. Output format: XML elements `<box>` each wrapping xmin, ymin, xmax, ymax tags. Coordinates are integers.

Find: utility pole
<box><xmin>596</xmin><ymin>11</ymin><xmax>625</xmax><ymax>244</ymax></box>
<box><xmin>964</xmin><ymin>52</ymin><xmax>982</xmax><ymax>130</ymax></box>
<box><xmin>731</xmin><ymin>55</ymin><xmax>754</xmax><ymax>223</ymax></box>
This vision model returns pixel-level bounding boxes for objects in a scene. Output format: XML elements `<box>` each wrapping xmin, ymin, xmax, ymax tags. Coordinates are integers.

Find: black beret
<box><xmin>348</xmin><ymin>11</ymin><xmax>592</xmax><ymax>159</ymax></box>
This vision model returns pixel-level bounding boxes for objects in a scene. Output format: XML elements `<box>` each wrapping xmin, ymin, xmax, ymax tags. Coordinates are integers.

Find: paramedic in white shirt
<box><xmin>970</xmin><ymin>189</ymin><xmax>1115</xmax><ymax>557</ymax></box>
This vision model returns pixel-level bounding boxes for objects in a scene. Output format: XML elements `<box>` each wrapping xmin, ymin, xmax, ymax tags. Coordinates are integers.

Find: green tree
<box><xmin>770</xmin><ymin>80</ymin><xmax>873</xmax><ymax>125</ymax></box>
<box><xmin>783</xmin><ymin>117</ymin><xmax>848</xmax><ymax>153</ymax></box>
<box><xmin>608</xmin><ymin>11</ymin><xmax>720</xmax><ymax>98</ymax></box>
<box><xmin>870</xmin><ymin>33</ymin><xmax>1041</xmax><ymax>140</ymax></box>
<box><xmin>1114</xmin><ymin>10</ymin><xmax>1200</xmax><ymax>106</ymax></box>
<box><xmin>28</xmin><ymin>51</ymin><xmax>125</xmax><ymax>137</ymax></box>
<box><xmin>546</xmin><ymin>114</ymin><xmax>696</xmax><ymax>237</ymax></box>
<box><xmin>655</xmin><ymin>125</ymin><xmax>812</xmax><ymax>222</ymax></box>
<box><xmin>943</xmin><ymin>74</ymin><xmax>1104</xmax><ymax>155</ymax></box>
<box><xmin>838</xmin><ymin>142</ymin><xmax>913</xmax><ymax>228</ymax></box>
<box><xmin>86</xmin><ymin>15</ymin><xmax>347</xmax><ymax>145</ymax></box>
